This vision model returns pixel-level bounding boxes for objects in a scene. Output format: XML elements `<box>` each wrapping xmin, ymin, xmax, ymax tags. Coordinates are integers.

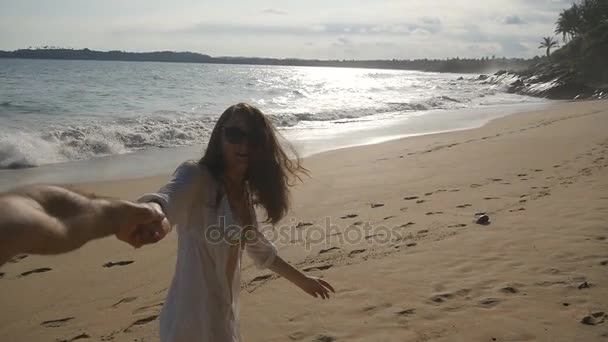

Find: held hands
<box><xmin>113</xmin><ymin>201</ymin><xmax>171</xmax><ymax>248</ymax></box>
<box><xmin>297</xmin><ymin>276</ymin><xmax>335</xmax><ymax>300</ymax></box>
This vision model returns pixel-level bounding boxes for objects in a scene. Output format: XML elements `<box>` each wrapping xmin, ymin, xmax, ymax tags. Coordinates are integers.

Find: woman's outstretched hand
<box><xmin>268</xmin><ymin>255</ymin><xmax>336</xmax><ymax>299</ymax></box>
<box><xmin>297</xmin><ymin>276</ymin><xmax>335</xmax><ymax>299</ymax></box>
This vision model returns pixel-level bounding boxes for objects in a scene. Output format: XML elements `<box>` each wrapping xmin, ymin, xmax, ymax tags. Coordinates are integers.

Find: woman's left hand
<box><xmin>297</xmin><ymin>276</ymin><xmax>335</xmax><ymax>299</ymax></box>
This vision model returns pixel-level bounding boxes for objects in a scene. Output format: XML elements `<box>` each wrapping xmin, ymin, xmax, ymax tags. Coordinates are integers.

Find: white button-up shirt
<box><xmin>138</xmin><ymin>161</ymin><xmax>278</xmax><ymax>342</ymax></box>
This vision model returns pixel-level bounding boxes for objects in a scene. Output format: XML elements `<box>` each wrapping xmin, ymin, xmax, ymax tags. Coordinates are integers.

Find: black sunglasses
<box><xmin>223</xmin><ymin>126</ymin><xmax>249</xmax><ymax>145</ymax></box>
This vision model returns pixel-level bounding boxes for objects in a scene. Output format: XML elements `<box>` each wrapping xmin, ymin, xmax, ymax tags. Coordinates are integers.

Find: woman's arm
<box><xmin>269</xmin><ymin>256</ymin><xmax>335</xmax><ymax>299</ymax></box>
<box><xmin>137</xmin><ymin>160</ymin><xmax>203</xmax><ymax>229</ymax></box>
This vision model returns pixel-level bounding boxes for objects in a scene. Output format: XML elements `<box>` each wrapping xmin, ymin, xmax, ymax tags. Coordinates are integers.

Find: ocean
<box><xmin>0</xmin><ymin>58</ymin><xmax>550</xmax><ymax>189</ymax></box>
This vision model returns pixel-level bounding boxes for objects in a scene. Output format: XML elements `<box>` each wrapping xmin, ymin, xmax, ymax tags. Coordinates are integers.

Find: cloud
<box><xmin>263</xmin><ymin>8</ymin><xmax>287</xmax><ymax>15</ymax></box>
<box><xmin>118</xmin><ymin>21</ymin><xmax>441</xmax><ymax>37</ymax></box>
<box><xmin>333</xmin><ymin>36</ymin><xmax>353</xmax><ymax>46</ymax></box>
<box><xmin>420</xmin><ymin>16</ymin><xmax>441</xmax><ymax>25</ymax></box>
<box><xmin>501</xmin><ymin>15</ymin><xmax>525</xmax><ymax>25</ymax></box>
<box><xmin>498</xmin><ymin>38</ymin><xmax>529</xmax><ymax>55</ymax></box>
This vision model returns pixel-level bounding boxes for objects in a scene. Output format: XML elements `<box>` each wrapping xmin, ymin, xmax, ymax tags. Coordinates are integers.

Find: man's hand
<box><xmin>114</xmin><ymin>202</ymin><xmax>171</xmax><ymax>248</ymax></box>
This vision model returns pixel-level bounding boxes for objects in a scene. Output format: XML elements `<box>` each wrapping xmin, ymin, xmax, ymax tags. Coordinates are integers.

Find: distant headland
<box><xmin>0</xmin><ymin>48</ymin><xmax>535</xmax><ymax>74</ymax></box>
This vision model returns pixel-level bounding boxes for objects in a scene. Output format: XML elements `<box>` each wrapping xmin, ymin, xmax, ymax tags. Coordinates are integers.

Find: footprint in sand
<box><xmin>406</xmin><ymin>243</ymin><xmax>417</xmax><ymax>247</ymax></box>
<box><xmin>581</xmin><ymin>312</ymin><xmax>607</xmax><ymax>325</ymax></box>
<box><xmin>517</xmin><ymin>173</ymin><xmax>528</xmax><ymax>177</ymax></box>
<box><xmin>103</xmin><ymin>261</ymin><xmax>134</xmax><ymax>268</ymax></box>
<box><xmin>132</xmin><ymin>302</ymin><xmax>164</xmax><ymax>315</ymax></box>
<box><xmin>362</xmin><ymin>303</ymin><xmax>392</xmax><ymax>312</ymax></box>
<box><xmin>578</xmin><ymin>281</ymin><xmax>592</xmax><ymax>290</ymax></box>
<box><xmin>41</xmin><ymin>317</ymin><xmax>74</xmax><ymax>328</ymax></box>
<box><xmin>430</xmin><ymin>289</ymin><xmax>470</xmax><ymax>303</ymax></box>
<box><xmin>370</xmin><ymin>203</ymin><xmax>384</xmax><ymax>208</ymax></box>
<box><xmin>448</xmin><ymin>224</ymin><xmax>467</xmax><ymax>228</ymax></box>
<box><xmin>314</xmin><ymin>334</ymin><xmax>337</xmax><ymax>342</ymax></box>
<box><xmin>9</xmin><ymin>254</ymin><xmax>28</xmax><ymax>263</ymax></box>
<box><xmin>340</xmin><ymin>214</ymin><xmax>358</xmax><ymax>219</ymax></box>
<box><xmin>595</xmin><ymin>236</ymin><xmax>606</xmax><ymax>241</ymax></box>
<box><xmin>123</xmin><ymin>315</ymin><xmax>159</xmax><ymax>332</ymax></box>
<box><xmin>352</xmin><ymin>221</ymin><xmax>364</xmax><ymax>226</ymax></box>
<box><xmin>383</xmin><ymin>215</ymin><xmax>395</xmax><ymax>220</ymax></box>
<box><xmin>534</xmin><ymin>169</ymin><xmax>543</xmax><ymax>172</ymax></box>
<box><xmin>400</xmin><ymin>222</ymin><xmax>415</xmax><ymax>228</ymax></box>
<box><xmin>417</xmin><ymin>229</ymin><xmax>429</xmax><ymax>234</ymax></box>
<box><xmin>449</xmin><ymin>189</ymin><xmax>461</xmax><ymax>192</ymax></box>
<box><xmin>303</xmin><ymin>264</ymin><xmax>333</xmax><ymax>272</ymax></box>
<box><xmin>509</xmin><ymin>208</ymin><xmax>526</xmax><ymax>212</ymax></box>
<box><xmin>319</xmin><ymin>247</ymin><xmax>340</xmax><ymax>255</ymax></box>
<box><xmin>111</xmin><ymin>297</ymin><xmax>138</xmax><ymax>308</ymax></box>
<box><xmin>478</xmin><ymin>298</ymin><xmax>501</xmax><ymax>308</ymax></box>
<box><xmin>403</xmin><ymin>196</ymin><xmax>419</xmax><ymax>201</ymax></box>
<box><xmin>484</xmin><ymin>197</ymin><xmax>500</xmax><ymax>200</ymax></box>
<box><xmin>425</xmin><ymin>211</ymin><xmax>443</xmax><ymax>215</ymax></box>
<box><xmin>395</xmin><ymin>308</ymin><xmax>416</xmax><ymax>316</ymax></box>
<box><xmin>489</xmin><ymin>178</ymin><xmax>503</xmax><ymax>182</ymax></box>
<box><xmin>57</xmin><ymin>333</ymin><xmax>90</xmax><ymax>342</ymax></box>
<box><xmin>600</xmin><ymin>260</ymin><xmax>608</xmax><ymax>266</ymax></box>
<box><xmin>470</xmin><ymin>184</ymin><xmax>482</xmax><ymax>188</ymax></box>
<box><xmin>288</xmin><ymin>331</ymin><xmax>306</xmax><ymax>340</ymax></box>
<box><xmin>20</xmin><ymin>267</ymin><xmax>52</xmax><ymax>277</ymax></box>
<box><xmin>416</xmin><ymin>199</ymin><xmax>426</xmax><ymax>204</ymax></box>
<box><xmin>400</xmin><ymin>207</ymin><xmax>409</xmax><ymax>212</ymax></box>
<box><xmin>456</xmin><ymin>204</ymin><xmax>472</xmax><ymax>208</ymax></box>
<box><xmin>296</xmin><ymin>222</ymin><xmax>314</xmax><ymax>229</ymax></box>
<box><xmin>348</xmin><ymin>249</ymin><xmax>366</xmax><ymax>257</ymax></box>
<box><xmin>499</xmin><ymin>286</ymin><xmax>518</xmax><ymax>294</ymax></box>
<box><xmin>249</xmin><ymin>274</ymin><xmax>272</xmax><ymax>284</ymax></box>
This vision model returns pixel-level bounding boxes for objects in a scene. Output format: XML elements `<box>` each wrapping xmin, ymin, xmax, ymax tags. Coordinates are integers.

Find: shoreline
<box><xmin>0</xmin><ymin>99</ymin><xmax>607</xmax><ymax>341</ymax></box>
<box><xmin>0</xmin><ymin>101</ymin><xmax>552</xmax><ymax>191</ymax></box>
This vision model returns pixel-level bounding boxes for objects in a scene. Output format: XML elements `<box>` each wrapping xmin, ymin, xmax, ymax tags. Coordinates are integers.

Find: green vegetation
<box><xmin>538</xmin><ymin>37</ymin><xmax>559</xmax><ymax>57</ymax></box>
<box><xmin>549</xmin><ymin>0</ymin><xmax>608</xmax><ymax>86</ymax></box>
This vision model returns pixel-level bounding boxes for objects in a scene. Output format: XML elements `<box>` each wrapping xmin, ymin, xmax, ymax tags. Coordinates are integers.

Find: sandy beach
<box><xmin>0</xmin><ymin>100</ymin><xmax>607</xmax><ymax>341</ymax></box>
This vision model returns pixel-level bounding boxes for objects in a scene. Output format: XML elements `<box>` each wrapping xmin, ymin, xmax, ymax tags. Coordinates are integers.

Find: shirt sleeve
<box><xmin>137</xmin><ymin>160</ymin><xmax>201</xmax><ymax>229</ymax></box>
<box><xmin>245</xmin><ymin>228</ymin><xmax>278</xmax><ymax>269</ymax></box>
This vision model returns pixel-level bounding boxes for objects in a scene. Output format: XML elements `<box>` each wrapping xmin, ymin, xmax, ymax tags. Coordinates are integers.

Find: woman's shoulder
<box><xmin>175</xmin><ymin>160</ymin><xmax>219</xmax><ymax>188</ymax></box>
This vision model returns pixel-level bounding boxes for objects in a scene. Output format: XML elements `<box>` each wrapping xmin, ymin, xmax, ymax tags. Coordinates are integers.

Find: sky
<box><xmin>0</xmin><ymin>0</ymin><xmax>573</xmax><ymax>60</ymax></box>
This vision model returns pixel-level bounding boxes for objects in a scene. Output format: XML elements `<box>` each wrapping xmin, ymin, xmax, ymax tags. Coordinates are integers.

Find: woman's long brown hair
<box><xmin>199</xmin><ymin>103</ymin><xmax>307</xmax><ymax>224</ymax></box>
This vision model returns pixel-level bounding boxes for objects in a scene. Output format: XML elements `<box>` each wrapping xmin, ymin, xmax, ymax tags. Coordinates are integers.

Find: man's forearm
<box><xmin>0</xmin><ymin>186</ymin><xmax>134</xmax><ymax>263</ymax></box>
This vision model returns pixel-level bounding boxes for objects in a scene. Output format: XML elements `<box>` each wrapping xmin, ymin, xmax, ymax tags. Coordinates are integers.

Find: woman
<box><xmin>139</xmin><ymin>103</ymin><xmax>334</xmax><ymax>341</ymax></box>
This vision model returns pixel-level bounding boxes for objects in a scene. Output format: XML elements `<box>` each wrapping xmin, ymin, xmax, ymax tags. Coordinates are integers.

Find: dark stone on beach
<box><xmin>508</xmin><ymin>79</ymin><xmax>525</xmax><ymax>93</ymax></box>
<box><xmin>457</xmin><ymin>76</ymin><xmax>464</xmax><ymax>80</ymax></box>
<box><xmin>477</xmin><ymin>74</ymin><xmax>489</xmax><ymax>80</ymax></box>
<box><xmin>494</xmin><ymin>70</ymin><xmax>508</xmax><ymax>76</ymax></box>
<box><xmin>476</xmin><ymin>214</ymin><xmax>490</xmax><ymax>225</ymax></box>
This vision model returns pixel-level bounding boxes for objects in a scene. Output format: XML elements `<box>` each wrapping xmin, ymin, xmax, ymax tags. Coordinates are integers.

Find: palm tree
<box><xmin>555</xmin><ymin>4</ymin><xmax>582</xmax><ymax>42</ymax></box>
<box><xmin>539</xmin><ymin>37</ymin><xmax>559</xmax><ymax>57</ymax></box>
